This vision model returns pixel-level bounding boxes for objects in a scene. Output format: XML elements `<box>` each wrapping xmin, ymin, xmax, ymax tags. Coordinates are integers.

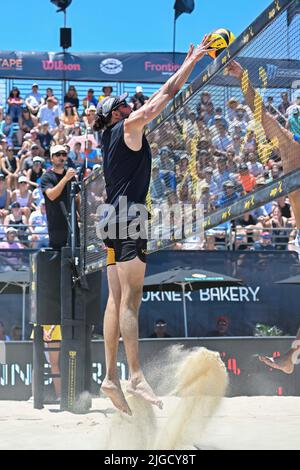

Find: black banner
<box><xmin>0</xmin><ymin>51</ymin><xmax>210</xmax><ymax>83</ymax></box>
<box><xmin>1</xmin><ymin>337</ymin><xmax>299</xmax><ymax>400</ymax></box>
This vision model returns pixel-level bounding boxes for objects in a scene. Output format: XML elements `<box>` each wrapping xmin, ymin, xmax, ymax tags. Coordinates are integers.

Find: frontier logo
<box><xmin>42</xmin><ymin>60</ymin><xmax>81</xmax><ymax>71</ymax></box>
<box><xmin>0</xmin><ymin>58</ymin><xmax>23</xmax><ymax>71</ymax></box>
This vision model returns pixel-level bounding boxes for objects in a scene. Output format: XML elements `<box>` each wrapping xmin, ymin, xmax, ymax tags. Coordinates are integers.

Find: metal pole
<box><xmin>172</xmin><ymin>15</ymin><xmax>177</xmax><ymax>65</ymax></box>
<box><xmin>22</xmin><ymin>284</ymin><xmax>26</xmax><ymax>341</ymax></box>
<box><xmin>181</xmin><ymin>283</ymin><xmax>188</xmax><ymax>338</ymax></box>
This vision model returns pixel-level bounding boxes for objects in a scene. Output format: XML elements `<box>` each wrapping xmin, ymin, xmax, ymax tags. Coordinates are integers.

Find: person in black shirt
<box><xmin>40</xmin><ymin>144</ymin><xmax>77</xmax><ymax>249</ymax></box>
<box><xmin>93</xmin><ymin>36</ymin><xmax>213</xmax><ymax>415</ymax></box>
<box><xmin>149</xmin><ymin>319</ymin><xmax>172</xmax><ymax>338</ymax></box>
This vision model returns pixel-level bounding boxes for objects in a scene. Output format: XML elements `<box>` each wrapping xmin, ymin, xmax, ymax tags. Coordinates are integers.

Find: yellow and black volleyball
<box><xmin>207</xmin><ymin>28</ymin><xmax>235</xmax><ymax>59</ymax></box>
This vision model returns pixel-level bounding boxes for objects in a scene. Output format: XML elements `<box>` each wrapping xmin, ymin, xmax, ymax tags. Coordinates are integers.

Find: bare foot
<box><xmin>127</xmin><ymin>375</ymin><xmax>163</xmax><ymax>409</ymax></box>
<box><xmin>258</xmin><ymin>353</ymin><xmax>294</xmax><ymax>374</ymax></box>
<box><xmin>101</xmin><ymin>378</ymin><xmax>132</xmax><ymax>415</ymax></box>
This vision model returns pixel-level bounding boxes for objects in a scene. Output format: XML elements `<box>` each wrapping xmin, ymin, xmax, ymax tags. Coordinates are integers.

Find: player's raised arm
<box><xmin>126</xmin><ymin>35</ymin><xmax>213</xmax><ymax>130</ymax></box>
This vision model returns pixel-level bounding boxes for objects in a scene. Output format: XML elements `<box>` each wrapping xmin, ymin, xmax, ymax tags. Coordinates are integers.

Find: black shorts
<box><xmin>103</xmin><ymin>222</ymin><xmax>147</xmax><ymax>266</ymax></box>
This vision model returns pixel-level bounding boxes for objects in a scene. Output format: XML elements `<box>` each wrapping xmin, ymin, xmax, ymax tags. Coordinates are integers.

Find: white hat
<box><xmin>136</xmin><ymin>86</ymin><xmax>143</xmax><ymax>93</ymax></box>
<box><xmin>18</xmin><ymin>175</ymin><xmax>28</xmax><ymax>184</ymax></box>
<box><xmin>50</xmin><ymin>145</ymin><xmax>67</xmax><ymax>157</ymax></box>
<box><xmin>33</xmin><ymin>156</ymin><xmax>44</xmax><ymax>164</ymax></box>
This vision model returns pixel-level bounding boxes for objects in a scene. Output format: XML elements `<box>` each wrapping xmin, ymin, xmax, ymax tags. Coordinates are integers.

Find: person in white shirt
<box><xmin>25</xmin><ymin>83</ymin><xmax>44</xmax><ymax>116</ymax></box>
<box><xmin>37</xmin><ymin>97</ymin><xmax>60</xmax><ymax>130</ymax></box>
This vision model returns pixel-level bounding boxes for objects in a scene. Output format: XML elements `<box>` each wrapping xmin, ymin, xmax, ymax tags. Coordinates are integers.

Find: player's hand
<box><xmin>189</xmin><ymin>35</ymin><xmax>216</xmax><ymax>63</ymax></box>
<box><xmin>226</xmin><ymin>60</ymin><xmax>244</xmax><ymax>80</ymax></box>
<box><xmin>64</xmin><ymin>168</ymin><xmax>77</xmax><ymax>181</ymax></box>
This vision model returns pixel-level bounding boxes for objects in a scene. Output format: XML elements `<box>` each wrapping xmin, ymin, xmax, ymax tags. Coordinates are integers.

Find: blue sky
<box><xmin>2</xmin><ymin>0</ymin><xmax>273</xmax><ymax>53</ymax></box>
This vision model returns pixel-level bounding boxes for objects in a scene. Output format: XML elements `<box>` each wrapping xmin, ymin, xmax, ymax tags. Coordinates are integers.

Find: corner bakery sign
<box><xmin>0</xmin><ymin>58</ymin><xmax>23</xmax><ymax>70</ymax></box>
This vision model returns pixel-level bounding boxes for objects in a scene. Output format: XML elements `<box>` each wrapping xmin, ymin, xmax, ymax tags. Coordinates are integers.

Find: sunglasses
<box><xmin>53</xmin><ymin>152</ymin><xmax>67</xmax><ymax>157</ymax></box>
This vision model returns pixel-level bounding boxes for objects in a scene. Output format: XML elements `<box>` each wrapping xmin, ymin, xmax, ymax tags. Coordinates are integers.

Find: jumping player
<box><xmin>94</xmin><ymin>36</ymin><xmax>213</xmax><ymax>414</ymax></box>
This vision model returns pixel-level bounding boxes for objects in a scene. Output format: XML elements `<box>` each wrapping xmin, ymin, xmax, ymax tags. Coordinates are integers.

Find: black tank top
<box><xmin>102</xmin><ymin>120</ymin><xmax>151</xmax><ymax>221</ymax></box>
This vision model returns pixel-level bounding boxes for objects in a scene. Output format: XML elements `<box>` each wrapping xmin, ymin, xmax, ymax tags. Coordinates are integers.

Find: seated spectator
<box><xmin>229</xmin><ymin>105</ymin><xmax>248</xmax><ymax>135</ymax></box>
<box><xmin>213</xmin><ymin>156</ymin><xmax>236</xmax><ymax>192</ymax></box>
<box><xmin>10</xmin><ymin>324</ymin><xmax>22</xmax><ymax>341</ymax></box>
<box><xmin>253</xmin><ymin>231</ymin><xmax>275</xmax><ymax>251</ymax></box>
<box><xmin>0</xmin><ymin>227</ymin><xmax>25</xmax><ymax>256</ymax></box>
<box><xmin>70</xmin><ymin>122</ymin><xmax>82</xmax><ymax>137</ymax></box>
<box><xmin>1</xmin><ymin>146</ymin><xmax>20</xmax><ymax>190</ymax></box>
<box><xmin>28</xmin><ymin>129</ymin><xmax>45</xmax><ymax>156</ymax></box>
<box><xmin>286</xmin><ymin>94</ymin><xmax>300</xmax><ymax>116</ymax></box>
<box><xmin>63</xmin><ymin>85</ymin><xmax>79</xmax><ymax>109</ymax></box>
<box><xmin>4</xmin><ymin>201</ymin><xmax>28</xmax><ymax>244</ymax></box>
<box><xmin>17</xmin><ymin>108</ymin><xmax>38</xmax><ymax>145</ymax></box>
<box><xmin>287</xmin><ymin>107</ymin><xmax>300</xmax><ymax>141</ymax></box>
<box><xmin>201</xmin><ymin>231</ymin><xmax>217</xmax><ymax>250</ymax></box>
<box><xmin>149</xmin><ymin>319</ymin><xmax>171</xmax><ymax>338</ymax></box>
<box><xmin>277</xmin><ymin>196</ymin><xmax>291</xmax><ymax>219</ymax></box>
<box><xmin>0</xmin><ymin>115</ymin><xmax>15</xmax><ymax>145</ymax></box>
<box><xmin>151</xmin><ymin>165</ymin><xmax>167</xmax><ymax>201</ymax></box>
<box><xmin>82</xmin><ymin>105</ymin><xmax>96</xmax><ymax>129</ymax></box>
<box><xmin>43</xmin><ymin>87</ymin><xmax>59</xmax><ymax>106</ymax></box>
<box><xmin>37</xmin><ymin>121</ymin><xmax>54</xmax><ymax>157</ymax></box>
<box><xmin>278</xmin><ymin>91</ymin><xmax>290</xmax><ymax>117</ymax></box>
<box><xmin>246</xmin><ymin>151</ymin><xmax>264</xmax><ymax>177</ymax></box>
<box><xmin>25</xmin><ymin>83</ymin><xmax>44</xmax><ymax>116</ymax></box>
<box><xmin>98</xmin><ymin>85</ymin><xmax>113</xmax><ymax>102</ymax></box>
<box><xmin>206</xmin><ymin>316</ymin><xmax>232</xmax><ymax>337</ymax></box>
<box><xmin>235</xmin><ymin>211</ymin><xmax>257</xmax><ymax>228</ymax></box>
<box><xmin>0</xmin><ymin>321</ymin><xmax>10</xmax><ymax>340</ymax></box>
<box><xmin>215</xmin><ymin>180</ymin><xmax>239</xmax><ymax>208</ymax></box>
<box><xmin>243</xmin><ymin>128</ymin><xmax>257</xmax><ymax>153</ymax></box>
<box><xmin>60</xmin><ymin>103</ymin><xmax>80</xmax><ymax>132</ymax></box>
<box><xmin>69</xmin><ymin>142</ymin><xmax>85</xmax><ymax>168</ymax></box>
<box><xmin>208</xmin><ymin>108</ymin><xmax>228</xmax><ymax>129</ymax></box>
<box><xmin>32</xmin><ymin>186</ymin><xmax>44</xmax><ymax>209</ymax></box>
<box><xmin>52</xmin><ymin>124</ymin><xmax>68</xmax><ymax>145</ymax></box>
<box><xmin>267</xmin><ymin>205</ymin><xmax>292</xmax><ymax>251</ymax></box>
<box><xmin>26</xmin><ymin>157</ymin><xmax>45</xmax><ymax>190</ymax></box>
<box><xmin>238</xmin><ymin>163</ymin><xmax>256</xmax><ymax>193</ymax></box>
<box><xmin>234</xmin><ymin>229</ymin><xmax>250</xmax><ymax>250</ymax></box>
<box><xmin>0</xmin><ymin>172</ymin><xmax>11</xmax><ymax>217</ymax></box>
<box><xmin>196</xmin><ymin>91</ymin><xmax>212</xmax><ymax>117</ymax></box>
<box><xmin>20</xmin><ymin>143</ymin><xmax>41</xmax><ymax>172</ymax></box>
<box><xmin>7</xmin><ymin>87</ymin><xmax>23</xmax><ymax>123</ymax></box>
<box><xmin>211</xmin><ymin>121</ymin><xmax>233</xmax><ymax>151</ymax></box>
<box><xmin>37</xmin><ymin>97</ymin><xmax>60</xmax><ymax>130</ymax></box>
<box><xmin>201</xmin><ymin>166</ymin><xmax>218</xmax><ymax>196</ymax></box>
<box><xmin>226</xmin><ymin>97</ymin><xmax>239</xmax><ymax>122</ymax></box>
<box><xmin>28</xmin><ymin>200</ymin><xmax>48</xmax><ymax>250</ymax></box>
<box><xmin>82</xmin><ymin>88</ymin><xmax>98</xmax><ymax>111</ymax></box>
<box><xmin>159</xmin><ymin>146</ymin><xmax>175</xmax><ymax>171</ymax></box>
<box><xmin>85</xmin><ymin>139</ymin><xmax>101</xmax><ymax>168</ymax></box>
<box><xmin>11</xmin><ymin>175</ymin><xmax>32</xmax><ymax>219</ymax></box>
<box><xmin>265</xmin><ymin>96</ymin><xmax>278</xmax><ymax>116</ymax></box>
<box><xmin>130</xmin><ymin>86</ymin><xmax>149</xmax><ymax>111</ymax></box>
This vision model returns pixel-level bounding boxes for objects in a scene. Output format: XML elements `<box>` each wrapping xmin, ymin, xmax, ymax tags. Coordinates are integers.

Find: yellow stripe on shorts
<box><xmin>107</xmin><ymin>247</ymin><xmax>116</xmax><ymax>266</ymax></box>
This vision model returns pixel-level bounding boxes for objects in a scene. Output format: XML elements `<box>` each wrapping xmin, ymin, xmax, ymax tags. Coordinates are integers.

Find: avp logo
<box><xmin>266</xmin><ymin>64</ymin><xmax>278</xmax><ymax>81</ymax></box>
<box><xmin>100</xmin><ymin>58</ymin><xmax>123</xmax><ymax>75</ymax></box>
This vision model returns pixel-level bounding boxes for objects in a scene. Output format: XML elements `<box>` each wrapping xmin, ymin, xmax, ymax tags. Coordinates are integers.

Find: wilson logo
<box><xmin>42</xmin><ymin>60</ymin><xmax>81</xmax><ymax>71</ymax></box>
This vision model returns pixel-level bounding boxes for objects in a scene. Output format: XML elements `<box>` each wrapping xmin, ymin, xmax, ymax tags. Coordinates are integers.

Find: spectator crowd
<box><xmin>0</xmin><ymin>81</ymin><xmax>299</xmax><ymax>255</ymax></box>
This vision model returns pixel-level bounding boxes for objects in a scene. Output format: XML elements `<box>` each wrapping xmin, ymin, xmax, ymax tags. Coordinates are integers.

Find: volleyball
<box><xmin>207</xmin><ymin>28</ymin><xmax>235</xmax><ymax>59</ymax></box>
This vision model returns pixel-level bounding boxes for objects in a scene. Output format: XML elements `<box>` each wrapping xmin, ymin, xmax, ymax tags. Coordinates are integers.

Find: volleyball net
<box><xmin>81</xmin><ymin>0</ymin><xmax>300</xmax><ymax>276</ymax></box>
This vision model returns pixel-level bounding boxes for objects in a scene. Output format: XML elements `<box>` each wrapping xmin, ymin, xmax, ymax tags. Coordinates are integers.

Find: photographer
<box><xmin>40</xmin><ymin>144</ymin><xmax>79</xmax><ymax>250</ymax></box>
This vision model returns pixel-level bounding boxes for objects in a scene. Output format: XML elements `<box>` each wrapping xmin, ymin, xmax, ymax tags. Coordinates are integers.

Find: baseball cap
<box><xmin>292</xmin><ymin>106</ymin><xmax>300</xmax><ymax>114</ymax></box>
<box><xmin>31</xmin><ymin>144</ymin><xmax>39</xmax><ymax>150</ymax></box>
<box><xmin>88</xmin><ymin>88</ymin><xmax>94</xmax><ymax>93</ymax></box>
<box><xmin>88</xmin><ymin>105</ymin><xmax>96</xmax><ymax>111</ymax></box>
<box><xmin>262</xmin><ymin>231</ymin><xmax>272</xmax><ymax>239</ymax></box>
<box><xmin>239</xmin><ymin>163</ymin><xmax>249</xmax><ymax>171</ymax></box>
<box><xmin>33</xmin><ymin>156</ymin><xmax>43</xmax><ymax>164</ymax></box>
<box><xmin>93</xmin><ymin>164</ymin><xmax>101</xmax><ymax>171</ymax></box>
<box><xmin>96</xmin><ymin>93</ymin><xmax>128</xmax><ymax>119</ymax></box>
<box><xmin>11</xmin><ymin>201</ymin><xmax>21</xmax><ymax>209</ymax></box>
<box><xmin>223</xmin><ymin>180</ymin><xmax>234</xmax><ymax>188</ymax></box>
<box><xmin>155</xmin><ymin>319</ymin><xmax>166</xmax><ymax>326</ymax></box>
<box><xmin>136</xmin><ymin>86</ymin><xmax>143</xmax><ymax>93</ymax></box>
<box><xmin>32</xmin><ymin>83</ymin><xmax>38</xmax><ymax>87</ymax></box>
<box><xmin>41</xmin><ymin>120</ymin><xmax>49</xmax><ymax>126</ymax></box>
<box><xmin>102</xmin><ymin>85</ymin><xmax>113</xmax><ymax>92</ymax></box>
<box><xmin>0</xmin><ymin>173</ymin><xmax>5</xmax><ymax>180</ymax></box>
<box><xmin>6</xmin><ymin>227</ymin><xmax>18</xmax><ymax>234</ymax></box>
<box><xmin>23</xmin><ymin>133</ymin><xmax>31</xmax><ymax>140</ymax></box>
<box><xmin>214</xmin><ymin>114</ymin><xmax>223</xmax><ymax>120</ymax></box>
<box><xmin>18</xmin><ymin>175</ymin><xmax>28</xmax><ymax>184</ymax></box>
<box><xmin>50</xmin><ymin>144</ymin><xmax>67</xmax><ymax>157</ymax></box>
